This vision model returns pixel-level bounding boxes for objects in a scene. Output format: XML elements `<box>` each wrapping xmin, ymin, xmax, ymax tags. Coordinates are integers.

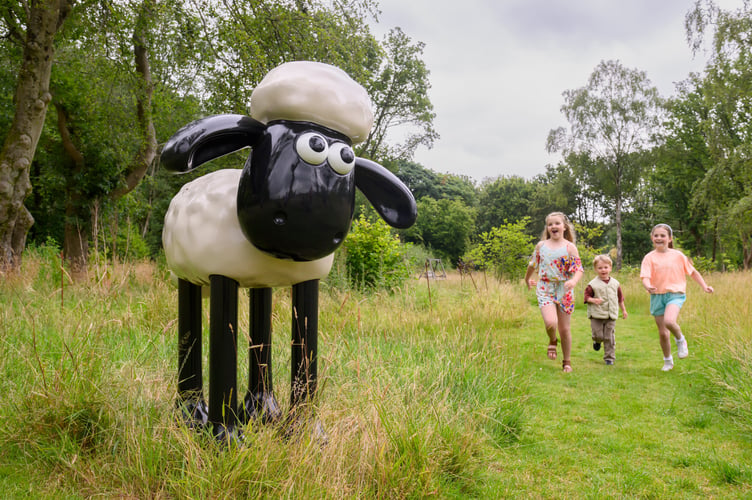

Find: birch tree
<box><xmin>546</xmin><ymin>60</ymin><xmax>663</xmax><ymax>269</ymax></box>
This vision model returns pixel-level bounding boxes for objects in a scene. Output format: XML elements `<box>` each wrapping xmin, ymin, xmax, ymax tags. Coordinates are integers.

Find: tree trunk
<box><xmin>110</xmin><ymin>0</ymin><xmax>157</xmax><ymax>200</ymax></box>
<box><xmin>63</xmin><ymin>205</ymin><xmax>89</xmax><ymax>281</ymax></box>
<box><xmin>615</xmin><ymin>194</ymin><xmax>623</xmax><ymax>271</ymax></box>
<box><xmin>0</xmin><ymin>0</ymin><xmax>73</xmax><ymax>274</ymax></box>
<box><xmin>56</xmin><ymin>104</ymin><xmax>90</xmax><ymax>281</ymax></box>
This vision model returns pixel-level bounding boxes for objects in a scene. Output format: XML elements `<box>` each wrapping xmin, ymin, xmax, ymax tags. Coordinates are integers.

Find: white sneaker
<box><xmin>662</xmin><ymin>358</ymin><xmax>674</xmax><ymax>371</ymax></box>
<box><xmin>677</xmin><ymin>337</ymin><xmax>689</xmax><ymax>359</ymax></box>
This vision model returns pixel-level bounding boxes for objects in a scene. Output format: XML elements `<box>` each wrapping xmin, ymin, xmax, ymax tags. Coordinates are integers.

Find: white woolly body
<box><xmin>163</xmin><ymin>169</ymin><xmax>334</xmax><ymax>288</ymax></box>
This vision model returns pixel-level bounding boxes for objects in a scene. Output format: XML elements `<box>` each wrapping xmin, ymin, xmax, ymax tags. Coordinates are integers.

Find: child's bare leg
<box><xmin>654</xmin><ymin>315</ymin><xmax>672</xmax><ymax>358</ymax></box>
<box><xmin>540</xmin><ymin>304</ymin><xmax>558</xmax><ymax>360</ymax></box>
<box><xmin>540</xmin><ymin>304</ymin><xmax>558</xmax><ymax>343</ymax></box>
<box><xmin>557</xmin><ymin>308</ymin><xmax>572</xmax><ymax>364</ymax></box>
<box><xmin>662</xmin><ymin>304</ymin><xmax>683</xmax><ymax>339</ymax></box>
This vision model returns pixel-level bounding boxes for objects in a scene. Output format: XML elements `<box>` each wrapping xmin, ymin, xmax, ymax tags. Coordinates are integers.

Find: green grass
<box><xmin>1</xmin><ymin>255</ymin><xmax>751</xmax><ymax>498</ymax></box>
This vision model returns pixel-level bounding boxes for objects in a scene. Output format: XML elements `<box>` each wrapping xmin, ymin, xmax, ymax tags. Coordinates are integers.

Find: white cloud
<box><xmin>369</xmin><ymin>0</ymin><xmax>745</xmax><ymax>182</ymax></box>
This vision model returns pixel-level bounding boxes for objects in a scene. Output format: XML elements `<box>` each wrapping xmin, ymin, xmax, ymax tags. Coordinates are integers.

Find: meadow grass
<box><xmin>0</xmin><ymin>253</ymin><xmax>751</xmax><ymax>498</ymax></box>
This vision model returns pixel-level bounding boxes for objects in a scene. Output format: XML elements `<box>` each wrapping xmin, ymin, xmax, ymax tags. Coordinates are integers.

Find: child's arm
<box><xmin>641</xmin><ymin>277</ymin><xmax>657</xmax><ymax>294</ymax></box>
<box><xmin>564</xmin><ymin>242</ymin><xmax>583</xmax><ymax>291</ymax></box>
<box><xmin>690</xmin><ymin>269</ymin><xmax>714</xmax><ymax>293</ymax></box>
<box><xmin>584</xmin><ymin>285</ymin><xmax>603</xmax><ymax>305</ymax></box>
<box><xmin>524</xmin><ymin>264</ymin><xmax>535</xmax><ymax>290</ymax></box>
<box><xmin>524</xmin><ymin>243</ymin><xmax>541</xmax><ymax>290</ymax></box>
<box><xmin>618</xmin><ymin>286</ymin><xmax>628</xmax><ymax>319</ymax></box>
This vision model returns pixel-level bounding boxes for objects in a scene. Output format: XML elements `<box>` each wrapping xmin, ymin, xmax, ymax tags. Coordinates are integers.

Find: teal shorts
<box><xmin>649</xmin><ymin>292</ymin><xmax>686</xmax><ymax>316</ymax></box>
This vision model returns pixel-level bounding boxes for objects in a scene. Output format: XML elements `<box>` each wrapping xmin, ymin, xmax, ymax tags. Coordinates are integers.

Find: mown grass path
<box><xmin>491</xmin><ymin>292</ymin><xmax>752</xmax><ymax>498</ymax></box>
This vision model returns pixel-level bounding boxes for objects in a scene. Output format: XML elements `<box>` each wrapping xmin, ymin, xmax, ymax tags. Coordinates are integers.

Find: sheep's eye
<box><xmin>328</xmin><ymin>143</ymin><xmax>355</xmax><ymax>174</ymax></box>
<box><xmin>296</xmin><ymin>132</ymin><xmax>329</xmax><ymax>165</ymax></box>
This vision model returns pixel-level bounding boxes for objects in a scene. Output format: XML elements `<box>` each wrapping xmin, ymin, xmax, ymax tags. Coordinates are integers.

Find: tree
<box><xmin>684</xmin><ymin>0</ymin><xmax>752</xmax><ymax>268</ymax></box>
<box><xmin>652</xmin><ymin>76</ymin><xmax>714</xmax><ymax>257</ymax></box>
<box><xmin>195</xmin><ymin>0</ymin><xmax>382</xmax><ymax>114</ymax></box>
<box><xmin>533</xmin><ymin>162</ymin><xmax>596</xmax><ymax>229</ymax></box>
<box><xmin>359</xmin><ymin>27</ymin><xmax>438</xmax><ymax>161</ymax></box>
<box><xmin>547</xmin><ymin>60</ymin><xmax>664</xmax><ymax>269</ymax></box>
<box><xmin>403</xmin><ymin>196</ymin><xmax>476</xmax><ymax>265</ymax></box>
<box><xmin>466</xmin><ymin>217</ymin><xmax>535</xmax><ymax>281</ymax></box>
<box><xmin>43</xmin><ymin>0</ymin><xmax>160</xmax><ymax>279</ymax></box>
<box><xmin>394</xmin><ymin>160</ymin><xmax>477</xmax><ymax>207</ymax></box>
<box><xmin>476</xmin><ymin>176</ymin><xmax>537</xmax><ymax>235</ymax></box>
<box><xmin>0</xmin><ymin>0</ymin><xmax>74</xmax><ymax>274</ymax></box>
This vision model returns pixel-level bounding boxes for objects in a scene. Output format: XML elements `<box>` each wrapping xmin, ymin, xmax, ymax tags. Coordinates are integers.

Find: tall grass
<box><xmin>0</xmin><ymin>252</ymin><xmax>529</xmax><ymax>498</ymax></box>
<box><xmin>683</xmin><ymin>271</ymin><xmax>752</xmax><ymax>438</ymax></box>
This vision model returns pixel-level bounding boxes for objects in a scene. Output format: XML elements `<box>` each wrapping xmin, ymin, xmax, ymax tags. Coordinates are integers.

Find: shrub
<box><xmin>341</xmin><ymin>214</ymin><xmax>411</xmax><ymax>290</ymax></box>
<box><xmin>465</xmin><ymin>218</ymin><xmax>535</xmax><ymax>281</ymax></box>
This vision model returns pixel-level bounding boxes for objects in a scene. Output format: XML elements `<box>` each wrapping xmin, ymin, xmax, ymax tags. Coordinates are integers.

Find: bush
<box><xmin>341</xmin><ymin>214</ymin><xmax>411</xmax><ymax>290</ymax></box>
<box><xmin>465</xmin><ymin>218</ymin><xmax>535</xmax><ymax>281</ymax></box>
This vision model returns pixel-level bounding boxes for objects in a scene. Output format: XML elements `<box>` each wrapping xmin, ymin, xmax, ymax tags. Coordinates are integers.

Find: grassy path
<box><xmin>492</xmin><ymin>296</ymin><xmax>752</xmax><ymax>498</ymax></box>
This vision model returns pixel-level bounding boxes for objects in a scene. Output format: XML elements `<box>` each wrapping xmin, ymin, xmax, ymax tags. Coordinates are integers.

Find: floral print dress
<box><xmin>532</xmin><ymin>242</ymin><xmax>584</xmax><ymax>314</ymax></box>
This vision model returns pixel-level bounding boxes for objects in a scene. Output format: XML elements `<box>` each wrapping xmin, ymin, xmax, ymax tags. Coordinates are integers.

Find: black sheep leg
<box><xmin>177</xmin><ymin>278</ymin><xmax>208</xmax><ymax>427</ymax></box>
<box><xmin>287</xmin><ymin>279</ymin><xmax>326</xmax><ymax>441</ymax></box>
<box><xmin>208</xmin><ymin>274</ymin><xmax>241</xmax><ymax>442</ymax></box>
<box><xmin>291</xmin><ymin>279</ymin><xmax>319</xmax><ymax>409</ymax></box>
<box><xmin>242</xmin><ymin>287</ymin><xmax>282</xmax><ymax>424</ymax></box>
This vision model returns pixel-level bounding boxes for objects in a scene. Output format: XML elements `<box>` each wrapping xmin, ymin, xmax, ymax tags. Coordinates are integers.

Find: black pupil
<box><xmin>340</xmin><ymin>147</ymin><xmax>354</xmax><ymax>163</ymax></box>
<box><xmin>310</xmin><ymin>136</ymin><xmax>326</xmax><ymax>152</ymax></box>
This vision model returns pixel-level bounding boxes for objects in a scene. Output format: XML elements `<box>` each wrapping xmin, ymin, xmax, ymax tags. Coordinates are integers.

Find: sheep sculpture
<box><xmin>160</xmin><ymin>61</ymin><xmax>417</xmax><ymax>441</ymax></box>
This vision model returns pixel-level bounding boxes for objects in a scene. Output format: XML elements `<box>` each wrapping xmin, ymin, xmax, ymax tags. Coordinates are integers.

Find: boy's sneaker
<box><xmin>605</xmin><ymin>360</ymin><xmax>614</xmax><ymax>366</ymax></box>
<box><xmin>676</xmin><ymin>337</ymin><xmax>689</xmax><ymax>359</ymax></box>
<box><xmin>662</xmin><ymin>358</ymin><xmax>674</xmax><ymax>371</ymax></box>
<box><xmin>593</xmin><ymin>342</ymin><xmax>601</xmax><ymax>351</ymax></box>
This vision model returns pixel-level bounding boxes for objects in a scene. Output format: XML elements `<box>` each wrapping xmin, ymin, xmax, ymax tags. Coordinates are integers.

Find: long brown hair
<box><xmin>540</xmin><ymin>211</ymin><xmax>577</xmax><ymax>244</ymax></box>
<box><xmin>651</xmin><ymin>223</ymin><xmax>674</xmax><ymax>249</ymax></box>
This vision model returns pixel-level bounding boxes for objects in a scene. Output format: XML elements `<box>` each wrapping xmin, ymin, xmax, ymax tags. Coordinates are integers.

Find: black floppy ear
<box><xmin>161</xmin><ymin>114</ymin><xmax>266</xmax><ymax>172</ymax></box>
<box><xmin>354</xmin><ymin>158</ymin><xmax>417</xmax><ymax>229</ymax></box>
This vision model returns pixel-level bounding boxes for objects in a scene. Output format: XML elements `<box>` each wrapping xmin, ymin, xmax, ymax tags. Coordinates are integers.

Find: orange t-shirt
<box><xmin>640</xmin><ymin>249</ymin><xmax>696</xmax><ymax>294</ymax></box>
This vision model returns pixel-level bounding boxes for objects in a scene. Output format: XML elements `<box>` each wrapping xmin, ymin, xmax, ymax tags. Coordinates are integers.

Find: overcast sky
<box><xmin>368</xmin><ymin>0</ymin><xmax>744</xmax><ymax>183</ymax></box>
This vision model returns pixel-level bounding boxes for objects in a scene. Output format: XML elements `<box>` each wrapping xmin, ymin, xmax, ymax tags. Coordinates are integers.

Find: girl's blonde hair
<box><xmin>651</xmin><ymin>223</ymin><xmax>674</xmax><ymax>249</ymax></box>
<box><xmin>540</xmin><ymin>211</ymin><xmax>577</xmax><ymax>244</ymax></box>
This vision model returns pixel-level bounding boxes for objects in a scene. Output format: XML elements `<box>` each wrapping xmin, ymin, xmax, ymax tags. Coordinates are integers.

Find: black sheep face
<box><xmin>236</xmin><ymin>121</ymin><xmax>357</xmax><ymax>262</ymax></box>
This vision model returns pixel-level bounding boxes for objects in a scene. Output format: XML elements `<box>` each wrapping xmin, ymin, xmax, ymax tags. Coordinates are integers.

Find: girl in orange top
<box><xmin>640</xmin><ymin>224</ymin><xmax>714</xmax><ymax>371</ymax></box>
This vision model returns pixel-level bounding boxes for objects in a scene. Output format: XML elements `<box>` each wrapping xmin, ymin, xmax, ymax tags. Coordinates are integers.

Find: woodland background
<box><xmin>0</xmin><ymin>0</ymin><xmax>750</xmax><ymax>281</ymax></box>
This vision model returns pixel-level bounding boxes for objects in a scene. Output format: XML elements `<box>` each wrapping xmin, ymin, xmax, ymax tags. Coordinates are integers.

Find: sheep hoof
<box><xmin>175</xmin><ymin>398</ymin><xmax>209</xmax><ymax>429</ymax></box>
<box><xmin>242</xmin><ymin>391</ymin><xmax>283</xmax><ymax>425</ymax></box>
<box><xmin>281</xmin><ymin>408</ymin><xmax>328</xmax><ymax>447</ymax></box>
<box><xmin>212</xmin><ymin>423</ymin><xmax>243</xmax><ymax>447</ymax></box>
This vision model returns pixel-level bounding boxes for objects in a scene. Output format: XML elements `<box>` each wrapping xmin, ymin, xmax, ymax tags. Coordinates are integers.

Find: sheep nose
<box><xmin>273</xmin><ymin>212</ymin><xmax>287</xmax><ymax>225</ymax></box>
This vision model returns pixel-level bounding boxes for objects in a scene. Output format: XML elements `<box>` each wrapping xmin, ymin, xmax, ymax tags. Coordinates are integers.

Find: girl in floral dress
<box><xmin>524</xmin><ymin>212</ymin><xmax>584</xmax><ymax>372</ymax></box>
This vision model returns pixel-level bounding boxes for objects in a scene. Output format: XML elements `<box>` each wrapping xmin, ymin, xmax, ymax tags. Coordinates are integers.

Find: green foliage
<box><xmin>360</xmin><ymin>27</ymin><xmax>438</xmax><ymax>160</ymax></box>
<box><xmin>341</xmin><ymin>214</ymin><xmax>410</xmax><ymax>289</ymax></box>
<box><xmin>403</xmin><ymin>196</ymin><xmax>476</xmax><ymax>265</ymax></box>
<box><xmin>547</xmin><ymin>59</ymin><xmax>664</xmax><ymax>269</ymax></box>
<box><xmin>476</xmin><ymin>176</ymin><xmax>537</xmax><ymax>235</ymax></box>
<box><xmin>573</xmin><ymin>222</ymin><xmax>611</xmax><ymax>268</ymax></box>
<box><xmin>201</xmin><ymin>0</ymin><xmax>382</xmax><ymax>114</ymax></box>
<box><xmin>395</xmin><ymin>159</ymin><xmax>477</xmax><ymax>207</ymax></box>
<box><xmin>466</xmin><ymin>217</ymin><xmax>535</xmax><ymax>280</ymax></box>
<box><xmin>24</xmin><ymin>237</ymin><xmax>63</xmax><ymax>288</ymax></box>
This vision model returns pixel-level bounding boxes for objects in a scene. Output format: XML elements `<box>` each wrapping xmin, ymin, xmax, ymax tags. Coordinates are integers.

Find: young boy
<box><xmin>584</xmin><ymin>254</ymin><xmax>628</xmax><ymax>365</ymax></box>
